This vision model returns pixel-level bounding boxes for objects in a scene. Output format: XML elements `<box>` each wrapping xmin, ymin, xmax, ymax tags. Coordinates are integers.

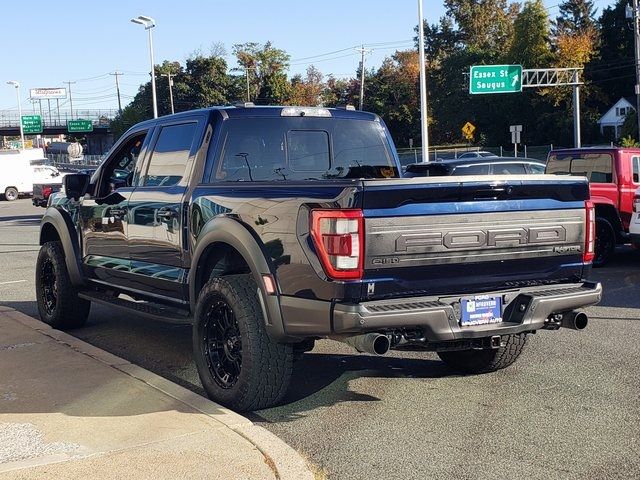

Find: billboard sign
<box><xmin>29</xmin><ymin>88</ymin><xmax>67</xmax><ymax>99</ymax></box>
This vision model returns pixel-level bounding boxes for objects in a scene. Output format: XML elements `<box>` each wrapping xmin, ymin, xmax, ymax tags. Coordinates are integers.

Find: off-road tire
<box><xmin>4</xmin><ymin>187</ymin><xmax>18</xmax><ymax>201</ymax></box>
<box><xmin>593</xmin><ymin>217</ymin><xmax>616</xmax><ymax>268</ymax></box>
<box><xmin>35</xmin><ymin>241</ymin><xmax>90</xmax><ymax>329</ymax></box>
<box><xmin>193</xmin><ymin>274</ymin><xmax>293</xmax><ymax>411</ymax></box>
<box><xmin>437</xmin><ymin>333</ymin><xmax>527</xmax><ymax>374</ymax></box>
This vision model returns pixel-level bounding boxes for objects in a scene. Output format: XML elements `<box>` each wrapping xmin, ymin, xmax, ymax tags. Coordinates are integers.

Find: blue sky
<box><xmin>1</xmin><ymin>0</ymin><xmax>614</xmax><ymax>112</ymax></box>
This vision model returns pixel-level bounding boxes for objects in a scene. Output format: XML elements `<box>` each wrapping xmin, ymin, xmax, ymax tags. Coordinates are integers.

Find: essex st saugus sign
<box><xmin>469</xmin><ymin>65</ymin><xmax>522</xmax><ymax>94</ymax></box>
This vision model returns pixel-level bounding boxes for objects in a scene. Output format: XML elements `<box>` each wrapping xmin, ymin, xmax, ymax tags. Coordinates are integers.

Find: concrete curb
<box><xmin>3</xmin><ymin>308</ymin><xmax>314</xmax><ymax>480</ymax></box>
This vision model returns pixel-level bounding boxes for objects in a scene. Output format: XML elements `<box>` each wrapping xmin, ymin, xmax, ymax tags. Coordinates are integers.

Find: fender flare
<box><xmin>188</xmin><ymin>216</ymin><xmax>292</xmax><ymax>342</ymax></box>
<box><xmin>40</xmin><ymin>207</ymin><xmax>85</xmax><ymax>287</ymax></box>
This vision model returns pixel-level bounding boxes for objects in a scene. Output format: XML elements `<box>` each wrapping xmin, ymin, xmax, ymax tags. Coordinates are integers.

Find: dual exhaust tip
<box><xmin>336</xmin><ymin>311</ymin><xmax>588</xmax><ymax>356</ymax></box>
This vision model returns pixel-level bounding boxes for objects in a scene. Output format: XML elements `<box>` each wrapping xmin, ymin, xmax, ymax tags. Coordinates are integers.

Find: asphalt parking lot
<box><xmin>1</xmin><ymin>199</ymin><xmax>639</xmax><ymax>480</ymax></box>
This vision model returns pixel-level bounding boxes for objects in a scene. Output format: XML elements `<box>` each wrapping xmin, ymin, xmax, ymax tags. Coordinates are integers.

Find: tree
<box><xmin>288</xmin><ymin>66</ymin><xmax>324</xmax><ymax>106</ymax></box>
<box><xmin>508</xmin><ymin>0</ymin><xmax>553</xmax><ymax>68</ymax></box>
<box><xmin>554</xmin><ymin>0</ymin><xmax>597</xmax><ymax>37</ymax></box>
<box><xmin>444</xmin><ymin>0</ymin><xmax>514</xmax><ymax>57</ymax></box>
<box><xmin>585</xmin><ymin>0</ymin><xmax>635</xmax><ymax>109</ymax></box>
<box><xmin>232</xmin><ymin>42</ymin><xmax>290</xmax><ymax>104</ymax></box>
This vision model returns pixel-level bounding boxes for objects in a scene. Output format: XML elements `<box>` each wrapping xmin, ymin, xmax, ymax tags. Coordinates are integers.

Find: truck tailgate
<box><xmin>361</xmin><ymin>175</ymin><xmax>590</xmax><ymax>299</ymax></box>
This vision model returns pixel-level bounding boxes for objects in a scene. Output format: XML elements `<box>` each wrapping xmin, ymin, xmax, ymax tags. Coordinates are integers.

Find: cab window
<box><xmin>546</xmin><ymin>153</ymin><xmax>613</xmax><ymax>183</ymax></box>
<box><xmin>142</xmin><ymin>123</ymin><xmax>197</xmax><ymax>187</ymax></box>
<box><xmin>98</xmin><ymin>131</ymin><xmax>148</xmax><ymax>197</ymax></box>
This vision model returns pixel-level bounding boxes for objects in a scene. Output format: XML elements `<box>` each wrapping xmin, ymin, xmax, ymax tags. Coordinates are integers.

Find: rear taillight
<box><xmin>42</xmin><ymin>186</ymin><xmax>53</xmax><ymax>198</ymax></box>
<box><xmin>584</xmin><ymin>200</ymin><xmax>595</xmax><ymax>263</ymax></box>
<box><xmin>310</xmin><ymin>209</ymin><xmax>363</xmax><ymax>280</ymax></box>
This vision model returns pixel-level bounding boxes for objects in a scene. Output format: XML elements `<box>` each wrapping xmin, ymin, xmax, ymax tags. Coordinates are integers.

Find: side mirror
<box><xmin>64</xmin><ymin>173</ymin><xmax>91</xmax><ymax>200</ymax></box>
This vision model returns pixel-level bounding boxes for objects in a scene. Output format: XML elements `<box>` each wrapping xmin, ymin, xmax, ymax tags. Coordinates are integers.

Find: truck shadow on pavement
<box><xmin>2</xmin><ymin>301</ymin><xmax>456</xmax><ymax>420</ymax></box>
<box><xmin>250</xmin><ymin>351</ymin><xmax>453</xmax><ymax>421</ymax></box>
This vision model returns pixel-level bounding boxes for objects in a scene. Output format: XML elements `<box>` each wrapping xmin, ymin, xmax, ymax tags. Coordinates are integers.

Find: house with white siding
<box><xmin>598</xmin><ymin>97</ymin><xmax>636</xmax><ymax>139</ymax></box>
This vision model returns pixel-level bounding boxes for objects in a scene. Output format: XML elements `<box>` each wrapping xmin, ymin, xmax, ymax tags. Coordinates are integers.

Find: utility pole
<box><xmin>633</xmin><ymin>0</ymin><xmax>640</xmax><ymax>140</ymax></box>
<box><xmin>64</xmin><ymin>81</ymin><xmax>76</xmax><ymax>119</ymax></box>
<box><xmin>417</xmin><ymin>0</ymin><xmax>430</xmax><ymax>162</ymax></box>
<box><xmin>161</xmin><ymin>73</ymin><xmax>175</xmax><ymax>114</ymax></box>
<box><xmin>110</xmin><ymin>71</ymin><xmax>123</xmax><ymax>114</ymax></box>
<box><xmin>355</xmin><ymin>45</ymin><xmax>373</xmax><ymax>110</ymax></box>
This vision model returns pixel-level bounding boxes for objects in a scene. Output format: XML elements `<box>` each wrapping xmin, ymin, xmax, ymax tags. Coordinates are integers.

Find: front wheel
<box><xmin>437</xmin><ymin>334</ymin><xmax>527</xmax><ymax>374</ymax></box>
<box><xmin>4</xmin><ymin>187</ymin><xmax>18</xmax><ymax>201</ymax></box>
<box><xmin>35</xmin><ymin>241</ymin><xmax>90</xmax><ymax>329</ymax></box>
<box><xmin>193</xmin><ymin>274</ymin><xmax>293</xmax><ymax>411</ymax></box>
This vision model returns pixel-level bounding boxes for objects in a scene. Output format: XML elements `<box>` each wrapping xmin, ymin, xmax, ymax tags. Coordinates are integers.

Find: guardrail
<box><xmin>45</xmin><ymin>154</ymin><xmax>104</xmax><ymax>167</ymax></box>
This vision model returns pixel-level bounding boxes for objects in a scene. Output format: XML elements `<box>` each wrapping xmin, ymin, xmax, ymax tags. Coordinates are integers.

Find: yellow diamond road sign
<box><xmin>462</xmin><ymin>121</ymin><xmax>476</xmax><ymax>138</ymax></box>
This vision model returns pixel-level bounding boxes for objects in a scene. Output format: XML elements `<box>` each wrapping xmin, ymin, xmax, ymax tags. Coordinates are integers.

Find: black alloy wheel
<box><xmin>39</xmin><ymin>258</ymin><xmax>58</xmax><ymax>316</ymax></box>
<box><xmin>203</xmin><ymin>300</ymin><xmax>242</xmax><ymax>389</ymax></box>
<box><xmin>593</xmin><ymin>218</ymin><xmax>615</xmax><ymax>267</ymax></box>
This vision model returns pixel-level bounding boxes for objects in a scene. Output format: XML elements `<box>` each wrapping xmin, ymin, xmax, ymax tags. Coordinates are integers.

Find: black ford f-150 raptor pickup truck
<box><xmin>36</xmin><ymin>105</ymin><xmax>602</xmax><ymax>411</ymax></box>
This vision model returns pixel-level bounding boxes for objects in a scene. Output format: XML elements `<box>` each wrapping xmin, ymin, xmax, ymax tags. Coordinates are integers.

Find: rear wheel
<box><xmin>437</xmin><ymin>334</ymin><xmax>527</xmax><ymax>374</ymax></box>
<box><xmin>593</xmin><ymin>217</ymin><xmax>616</xmax><ymax>268</ymax></box>
<box><xmin>193</xmin><ymin>274</ymin><xmax>293</xmax><ymax>411</ymax></box>
<box><xmin>35</xmin><ymin>241</ymin><xmax>90</xmax><ymax>329</ymax></box>
<box><xmin>4</xmin><ymin>187</ymin><xmax>18</xmax><ymax>201</ymax></box>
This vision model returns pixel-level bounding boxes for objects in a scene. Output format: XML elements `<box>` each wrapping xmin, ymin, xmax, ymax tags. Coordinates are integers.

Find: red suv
<box><xmin>547</xmin><ymin>147</ymin><xmax>640</xmax><ymax>266</ymax></box>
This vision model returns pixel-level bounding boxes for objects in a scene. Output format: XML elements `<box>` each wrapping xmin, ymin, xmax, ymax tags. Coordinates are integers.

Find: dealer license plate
<box><xmin>460</xmin><ymin>295</ymin><xmax>502</xmax><ymax>326</ymax></box>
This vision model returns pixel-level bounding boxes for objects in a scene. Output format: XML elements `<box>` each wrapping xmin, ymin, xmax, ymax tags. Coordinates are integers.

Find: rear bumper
<box><xmin>282</xmin><ymin>282</ymin><xmax>602</xmax><ymax>341</ymax></box>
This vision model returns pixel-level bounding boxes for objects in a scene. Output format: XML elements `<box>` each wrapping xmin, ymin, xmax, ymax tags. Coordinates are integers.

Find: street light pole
<box><xmin>7</xmin><ymin>81</ymin><xmax>25</xmax><ymax>149</ymax></box>
<box><xmin>417</xmin><ymin>0</ymin><xmax>430</xmax><ymax>162</ymax></box>
<box><xmin>131</xmin><ymin>15</ymin><xmax>158</xmax><ymax>118</ymax></box>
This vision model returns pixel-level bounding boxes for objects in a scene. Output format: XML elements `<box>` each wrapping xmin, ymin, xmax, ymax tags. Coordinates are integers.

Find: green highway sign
<box><xmin>21</xmin><ymin>115</ymin><xmax>43</xmax><ymax>134</ymax></box>
<box><xmin>67</xmin><ymin>119</ymin><xmax>93</xmax><ymax>133</ymax></box>
<box><xmin>469</xmin><ymin>65</ymin><xmax>522</xmax><ymax>94</ymax></box>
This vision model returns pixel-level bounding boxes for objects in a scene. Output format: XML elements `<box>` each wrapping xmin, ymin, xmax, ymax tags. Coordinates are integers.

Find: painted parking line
<box><xmin>0</xmin><ymin>280</ymin><xmax>27</xmax><ymax>286</ymax></box>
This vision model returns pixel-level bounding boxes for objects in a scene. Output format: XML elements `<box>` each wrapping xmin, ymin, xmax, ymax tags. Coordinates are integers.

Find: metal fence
<box><xmin>44</xmin><ymin>154</ymin><xmax>104</xmax><ymax>168</ymax></box>
<box><xmin>0</xmin><ymin>109</ymin><xmax>118</xmax><ymax>128</ymax></box>
<box><xmin>396</xmin><ymin>145</ymin><xmax>558</xmax><ymax>166</ymax></box>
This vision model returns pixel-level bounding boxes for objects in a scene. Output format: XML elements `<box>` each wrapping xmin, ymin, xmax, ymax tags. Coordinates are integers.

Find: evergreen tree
<box><xmin>554</xmin><ymin>0</ymin><xmax>597</xmax><ymax>36</ymax></box>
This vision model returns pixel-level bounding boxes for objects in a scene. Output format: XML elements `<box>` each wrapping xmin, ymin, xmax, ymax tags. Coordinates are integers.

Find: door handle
<box><xmin>109</xmin><ymin>207</ymin><xmax>127</xmax><ymax>217</ymax></box>
<box><xmin>157</xmin><ymin>208</ymin><xmax>176</xmax><ymax>219</ymax></box>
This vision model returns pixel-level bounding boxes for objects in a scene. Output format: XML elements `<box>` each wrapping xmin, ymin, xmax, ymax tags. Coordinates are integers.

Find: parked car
<box><xmin>37</xmin><ymin>105</ymin><xmax>601</xmax><ymax>411</ymax></box>
<box><xmin>546</xmin><ymin>147</ymin><xmax>640</xmax><ymax>266</ymax></box>
<box><xmin>404</xmin><ymin>157</ymin><xmax>546</xmax><ymax>177</ymax></box>
<box><xmin>32</xmin><ymin>165</ymin><xmax>62</xmax><ymax>185</ymax></box>
<box><xmin>457</xmin><ymin>150</ymin><xmax>498</xmax><ymax>159</ymax></box>
<box><xmin>629</xmin><ymin>188</ymin><xmax>640</xmax><ymax>248</ymax></box>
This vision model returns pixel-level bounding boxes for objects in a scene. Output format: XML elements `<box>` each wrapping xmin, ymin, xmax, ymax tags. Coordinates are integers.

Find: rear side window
<box><xmin>214</xmin><ymin>117</ymin><xmax>396</xmax><ymax>182</ymax></box>
<box><xmin>633</xmin><ymin>156</ymin><xmax>640</xmax><ymax>183</ymax></box>
<box><xmin>528</xmin><ymin>163</ymin><xmax>546</xmax><ymax>174</ymax></box>
<box><xmin>143</xmin><ymin>123</ymin><xmax>197</xmax><ymax>187</ymax></box>
<box><xmin>546</xmin><ymin>153</ymin><xmax>613</xmax><ymax>183</ymax></box>
<box><xmin>492</xmin><ymin>163</ymin><xmax>526</xmax><ymax>175</ymax></box>
<box><xmin>452</xmin><ymin>164</ymin><xmax>490</xmax><ymax>175</ymax></box>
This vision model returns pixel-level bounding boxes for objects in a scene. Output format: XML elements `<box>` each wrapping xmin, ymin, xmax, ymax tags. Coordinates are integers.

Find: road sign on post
<box><xmin>469</xmin><ymin>65</ymin><xmax>523</xmax><ymax>94</ymax></box>
<box><xmin>21</xmin><ymin>115</ymin><xmax>43</xmax><ymax>134</ymax></box>
<box><xmin>510</xmin><ymin>125</ymin><xmax>522</xmax><ymax>156</ymax></box>
<box><xmin>67</xmin><ymin>119</ymin><xmax>93</xmax><ymax>133</ymax></box>
<box><xmin>462</xmin><ymin>121</ymin><xmax>476</xmax><ymax>140</ymax></box>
